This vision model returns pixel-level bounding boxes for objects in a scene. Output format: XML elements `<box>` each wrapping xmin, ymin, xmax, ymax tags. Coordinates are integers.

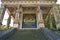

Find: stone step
<box><xmin>6</xmin><ymin>29</ymin><xmax>50</xmax><ymax>40</ymax></box>
<box><xmin>0</xmin><ymin>28</ymin><xmax>17</xmax><ymax>40</ymax></box>
<box><xmin>43</xmin><ymin>28</ymin><xmax>60</xmax><ymax>40</ymax></box>
<box><xmin>0</xmin><ymin>28</ymin><xmax>60</xmax><ymax>40</ymax></box>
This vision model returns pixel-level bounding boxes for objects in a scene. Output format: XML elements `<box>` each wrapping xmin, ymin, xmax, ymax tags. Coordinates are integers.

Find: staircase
<box><xmin>0</xmin><ymin>28</ymin><xmax>60</xmax><ymax>40</ymax></box>
<box><xmin>6</xmin><ymin>29</ymin><xmax>51</xmax><ymax>40</ymax></box>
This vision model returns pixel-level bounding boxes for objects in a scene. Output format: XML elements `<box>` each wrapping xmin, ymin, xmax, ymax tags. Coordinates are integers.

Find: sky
<box><xmin>56</xmin><ymin>0</ymin><xmax>60</xmax><ymax>4</ymax></box>
<box><xmin>0</xmin><ymin>0</ymin><xmax>60</xmax><ymax>26</ymax></box>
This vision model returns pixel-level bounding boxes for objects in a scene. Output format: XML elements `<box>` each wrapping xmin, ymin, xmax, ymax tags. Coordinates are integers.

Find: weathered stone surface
<box><xmin>38</xmin><ymin>7</ymin><xmax>45</xmax><ymax>28</ymax></box>
<box><xmin>0</xmin><ymin>5</ymin><xmax>6</xmax><ymax>27</ymax></box>
<box><xmin>52</xmin><ymin>5</ymin><xmax>60</xmax><ymax>29</ymax></box>
<box><xmin>0</xmin><ymin>28</ymin><xmax>17</xmax><ymax>40</ymax></box>
<box><xmin>5</xmin><ymin>28</ymin><xmax>60</xmax><ymax>40</ymax></box>
<box><xmin>13</xmin><ymin>9</ymin><xmax>20</xmax><ymax>28</ymax></box>
<box><xmin>7</xmin><ymin>15</ymin><xmax>11</xmax><ymax>28</ymax></box>
<box><xmin>1</xmin><ymin>0</ymin><xmax>57</xmax><ymax>2</ymax></box>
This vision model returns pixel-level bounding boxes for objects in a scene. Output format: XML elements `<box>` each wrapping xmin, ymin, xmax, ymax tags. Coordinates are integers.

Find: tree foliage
<box><xmin>58</xmin><ymin>4</ymin><xmax>60</xmax><ymax>13</ymax></box>
<box><xmin>1</xmin><ymin>25</ymin><xmax>6</xmax><ymax>30</ymax></box>
<box><xmin>45</xmin><ymin>5</ymin><xmax>60</xmax><ymax>28</ymax></box>
<box><xmin>50</xmin><ymin>13</ymin><xmax>56</xmax><ymax>28</ymax></box>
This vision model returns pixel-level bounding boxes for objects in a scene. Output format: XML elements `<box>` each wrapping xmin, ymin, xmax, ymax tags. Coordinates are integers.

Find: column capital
<box><xmin>16</xmin><ymin>5</ymin><xmax>22</xmax><ymax>12</ymax></box>
<box><xmin>15</xmin><ymin>10</ymin><xmax>20</xmax><ymax>13</ymax></box>
<box><xmin>37</xmin><ymin>6</ymin><xmax>40</xmax><ymax>12</ymax></box>
<box><xmin>52</xmin><ymin>5</ymin><xmax>58</xmax><ymax>12</ymax></box>
<box><xmin>16</xmin><ymin>5</ymin><xmax>20</xmax><ymax>12</ymax></box>
<box><xmin>1</xmin><ymin>4</ymin><xmax>6</xmax><ymax>8</ymax></box>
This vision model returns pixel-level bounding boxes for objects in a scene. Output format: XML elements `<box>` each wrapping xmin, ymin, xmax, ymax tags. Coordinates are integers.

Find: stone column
<box><xmin>0</xmin><ymin>4</ymin><xmax>6</xmax><ymax>30</ymax></box>
<box><xmin>7</xmin><ymin>15</ymin><xmax>11</xmax><ymax>28</ymax></box>
<box><xmin>13</xmin><ymin>8</ymin><xmax>20</xmax><ymax>28</ymax></box>
<box><xmin>52</xmin><ymin>5</ymin><xmax>60</xmax><ymax>29</ymax></box>
<box><xmin>38</xmin><ymin>6</ymin><xmax>45</xmax><ymax>28</ymax></box>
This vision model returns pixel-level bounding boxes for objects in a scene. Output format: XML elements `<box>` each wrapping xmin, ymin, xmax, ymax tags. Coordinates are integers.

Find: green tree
<box><xmin>45</xmin><ymin>18</ymin><xmax>50</xmax><ymax>28</ymax></box>
<box><xmin>50</xmin><ymin>13</ymin><xmax>56</xmax><ymax>28</ymax></box>
<box><xmin>58</xmin><ymin>4</ymin><xmax>60</xmax><ymax>13</ymax></box>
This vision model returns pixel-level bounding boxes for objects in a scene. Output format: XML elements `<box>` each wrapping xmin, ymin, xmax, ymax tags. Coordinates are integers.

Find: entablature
<box><xmin>1</xmin><ymin>0</ymin><xmax>57</xmax><ymax>3</ymax></box>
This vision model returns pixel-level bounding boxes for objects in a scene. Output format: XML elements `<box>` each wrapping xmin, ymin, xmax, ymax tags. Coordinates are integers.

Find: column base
<box><xmin>13</xmin><ymin>24</ymin><xmax>18</xmax><ymax>28</ymax></box>
<box><xmin>56</xmin><ymin>23</ymin><xmax>60</xmax><ymax>29</ymax></box>
<box><xmin>38</xmin><ymin>20</ymin><xmax>45</xmax><ymax>29</ymax></box>
<box><xmin>38</xmin><ymin>23</ymin><xmax>45</xmax><ymax>28</ymax></box>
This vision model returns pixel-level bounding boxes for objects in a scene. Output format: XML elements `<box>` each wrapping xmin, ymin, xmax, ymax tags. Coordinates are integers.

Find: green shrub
<box><xmin>1</xmin><ymin>25</ymin><xmax>7</xmax><ymax>30</ymax></box>
<box><xmin>51</xmin><ymin>13</ymin><xmax>56</xmax><ymax>28</ymax></box>
<box><xmin>58</xmin><ymin>4</ymin><xmax>60</xmax><ymax>13</ymax></box>
<box><xmin>45</xmin><ymin>18</ymin><xmax>50</xmax><ymax>28</ymax></box>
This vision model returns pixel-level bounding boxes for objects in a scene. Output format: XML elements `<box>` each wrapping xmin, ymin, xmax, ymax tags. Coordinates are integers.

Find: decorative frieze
<box><xmin>1</xmin><ymin>0</ymin><xmax>57</xmax><ymax>2</ymax></box>
<box><xmin>2</xmin><ymin>1</ymin><xmax>55</xmax><ymax>5</ymax></box>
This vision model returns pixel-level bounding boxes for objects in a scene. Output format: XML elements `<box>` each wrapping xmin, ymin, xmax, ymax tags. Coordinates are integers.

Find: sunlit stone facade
<box><xmin>0</xmin><ymin>0</ymin><xmax>60</xmax><ymax>29</ymax></box>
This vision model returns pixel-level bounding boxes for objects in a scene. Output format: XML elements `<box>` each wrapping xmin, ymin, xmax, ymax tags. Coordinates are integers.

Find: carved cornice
<box><xmin>1</xmin><ymin>0</ymin><xmax>57</xmax><ymax>2</ymax></box>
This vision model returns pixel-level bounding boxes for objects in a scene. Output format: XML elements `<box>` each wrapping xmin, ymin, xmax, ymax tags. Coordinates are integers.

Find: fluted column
<box><xmin>0</xmin><ymin>4</ymin><xmax>6</xmax><ymax>30</ymax></box>
<box><xmin>52</xmin><ymin>5</ymin><xmax>60</xmax><ymax>29</ymax></box>
<box><xmin>13</xmin><ymin>7</ymin><xmax>20</xmax><ymax>28</ymax></box>
<box><xmin>37</xmin><ymin>6</ymin><xmax>45</xmax><ymax>28</ymax></box>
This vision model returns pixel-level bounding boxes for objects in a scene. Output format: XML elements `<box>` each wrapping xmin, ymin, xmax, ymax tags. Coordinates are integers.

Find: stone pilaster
<box><xmin>38</xmin><ymin>6</ymin><xmax>45</xmax><ymax>28</ymax></box>
<box><xmin>52</xmin><ymin>5</ymin><xmax>60</xmax><ymax>29</ymax></box>
<box><xmin>7</xmin><ymin>15</ymin><xmax>11</xmax><ymax>28</ymax></box>
<box><xmin>13</xmin><ymin>8</ymin><xmax>20</xmax><ymax>28</ymax></box>
<box><xmin>0</xmin><ymin>4</ymin><xmax>6</xmax><ymax>30</ymax></box>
